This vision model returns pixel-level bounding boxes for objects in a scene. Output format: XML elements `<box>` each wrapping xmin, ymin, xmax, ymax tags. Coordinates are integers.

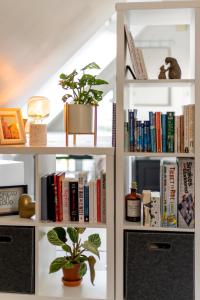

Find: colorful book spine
<box><xmin>78</xmin><ymin>172</ymin><xmax>87</xmax><ymax>223</ymax></box>
<box><xmin>89</xmin><ymin>180</ymin><xmax>94</xmax><ymax>223</ymax></box>
<box><xmin>57</xmin><ymin>173</ymin><xmax>65</xmax><ymax>222</ymax></box>
<box><xmin>161</xmin><ymin>165</ymin><xmax>168</xmax><ymax>227</ymax></box>
<box><xmin>84</xmin><ymin>185</ymin><xmax>89</xmax><ymax>222</ymax></box>
<box><xmin>161</xmin><ymin>114</ymin><xmax>167</xmax><ymax>152</ymax></box>
<box><xmin>149</xmin><ymin>112</ymin><xmax>156</xmax><ymax>152</ymax></box>
<box><xmin>69</xmin><ymin>180</ymin><xmax>79</xmax><ymax>221</ymax></box>
<box><xmin>167</xmin><ymin>112</ymin><xmax>175</xmax><ymax>152</ymax></box>
<box><xmin>101</xmin><ymin>172</ymin><xmax>106</xmax><ymax>223</ymax></box>
<box><xmin>155</xmin><ymin>112</ymin><xmax>161</xmax><ymax>152</ymax></box>
<box><xmin>136</xmin><ymin>121</ymin><xmax>141</xmax><ymax>152</ymax></box>
<box><xmin>178</xmin><ymin>158</ymin><xmax>195</xmax><ymax>228</ymax></box>
<box><xmin>140</xmin><ymin>123</ymin><xmax>144</xmax><ymax>152</ymax></box>
<box><xmin>128</xmin><ymin>110</ymin><xmax>135</xmax><ymax>152</ymax></box>
<box><xmin>167</xmin><ymin>164</ymin><xmax>178</xmax><ymax>228</ymax></box>
<box><xmin>150</xmin><ymin>192</ymin><xmax>161</xmax><ymax>227</ymax></box>
<box><xmin>62</xmin><ymin>178</ymin><xmax>70</xmax><ymax>221</ymax></box>
<box><xmin>143</xmin><ymin>121</ymin><xmax>148</xmax><ymax>152</ymax></box>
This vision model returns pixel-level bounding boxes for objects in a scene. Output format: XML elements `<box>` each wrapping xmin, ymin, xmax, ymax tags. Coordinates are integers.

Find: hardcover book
<box><xmin>69</xmin><ymin>180</ymin><xmax>79</xmax><ymax>222</ymax></box>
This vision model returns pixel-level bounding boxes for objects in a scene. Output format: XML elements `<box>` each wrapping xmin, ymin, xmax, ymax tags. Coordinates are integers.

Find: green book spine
<box><xmin>167</xmin><ymin>112</ymin><xmax>175</xmax><ymax>152</ymax></box>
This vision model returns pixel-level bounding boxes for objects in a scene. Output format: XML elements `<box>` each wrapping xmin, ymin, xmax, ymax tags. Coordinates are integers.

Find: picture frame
<box><xmin>0</xmin><ymin>108</ymin><xmax>26</xmax><ymax>145</ymax></box>
<box><xmin>0</xmin><ymin>185</ymin><xmax>28</xmax><ymax>216</ymax></box>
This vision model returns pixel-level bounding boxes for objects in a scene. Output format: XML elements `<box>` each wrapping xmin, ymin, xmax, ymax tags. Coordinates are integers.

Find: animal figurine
<box><xmin>165</xmin><ymin>57</ymin><xmax>181</xmax><ymax>79</ymax></box>
<box><xmin>158</xmin><ymin>65</ymin><xmax>167</xmax><ymax>79</ymax></box>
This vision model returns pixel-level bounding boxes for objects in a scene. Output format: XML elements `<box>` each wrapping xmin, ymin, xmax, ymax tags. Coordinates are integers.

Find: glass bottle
<box><xmin>125</xmin><ymin>181</ymin><xmax>141</xmax><ymax>222</ymax></box>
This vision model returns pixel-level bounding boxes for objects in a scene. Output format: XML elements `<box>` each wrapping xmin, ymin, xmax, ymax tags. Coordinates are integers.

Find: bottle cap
<box><xmin>131</xmin><ymin>181</ymin><xmax>137</xmax><ymax>189</ymax></box>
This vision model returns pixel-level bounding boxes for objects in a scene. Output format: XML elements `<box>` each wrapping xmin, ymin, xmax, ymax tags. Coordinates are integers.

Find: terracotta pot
<box><xmin>62</xmin><ymin>264</ymin><xmax>82</xmax><ymax>287</ymax></box>
<box><xmin>65</xmin><ymin>104</ymin><xmax>94</xmax><ymax>134</ymax></box>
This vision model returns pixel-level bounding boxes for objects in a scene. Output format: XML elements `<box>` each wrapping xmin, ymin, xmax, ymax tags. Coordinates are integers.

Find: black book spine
<box><xmin>47</xmin><ymin>174</ymin><xmax>56</xmax><ymax>221</ymax></box>
<box><xmin>69</xmin><ymin>181</ymin><xmax>79</xmax><ymax>221</ymax></box>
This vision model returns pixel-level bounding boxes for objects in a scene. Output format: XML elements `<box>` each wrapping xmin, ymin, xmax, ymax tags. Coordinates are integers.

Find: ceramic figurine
<box><xmin>158</xmin><ymin>65</ymin><xmax>167</xmax><ymax>79</ymax></box>
<box><xmin>165</xmin><ymin>57</ymin><xmax>182</xmax><ymax>79</ymax></box>
<box><xmin>19</xmin><ymin>194</ymin><xmax>35</xmax><ymax>218</ymax></box>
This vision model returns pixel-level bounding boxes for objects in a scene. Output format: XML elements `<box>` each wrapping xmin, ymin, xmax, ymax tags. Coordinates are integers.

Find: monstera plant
<box><xmin>47</xmin><ymin>227</ymin><xmax>101</xmax><ymax>287</ymax></box>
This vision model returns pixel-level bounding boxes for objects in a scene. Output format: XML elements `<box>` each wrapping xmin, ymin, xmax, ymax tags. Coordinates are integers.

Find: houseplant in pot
<box><xmin>59</xmin><ymin>62</ymin><xmax>108</xmax><ymax>145</ymax></box>
<box><xmin>47</xmin><ymin>226</ymin><xmax>101</xmax><ymax>287</ymax></box>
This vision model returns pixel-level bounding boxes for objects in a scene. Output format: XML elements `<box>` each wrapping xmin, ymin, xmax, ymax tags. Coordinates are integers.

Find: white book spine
<box><xmin>167</xmin><ymin>164</ymin><xmax>178</xmax><ymax>228</ymax></box>
<box><xmin>78</xmin><ymin>172</ymin><xmax>87</xmax><ymax>223</ymax></box>
<box><xmin>150</xmin><ymin>192</ymin><xmax>161</xmax><ymax>227</ymax></box>
<box><xmin>62</xmin><ymin>178</ymin><xmax>70</xmax><ymax>221</ymax></box>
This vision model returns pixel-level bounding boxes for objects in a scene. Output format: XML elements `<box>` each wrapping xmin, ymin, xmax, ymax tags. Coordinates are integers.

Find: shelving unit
<box><xmin>0</xmin><ymin>145</ymin><xmax>114</xmax><ymax>300</ymax></box>
<box><xmin>116</xmin><ymin>1</ymin><xmax>200</xmax><ymax>300</ymax></box>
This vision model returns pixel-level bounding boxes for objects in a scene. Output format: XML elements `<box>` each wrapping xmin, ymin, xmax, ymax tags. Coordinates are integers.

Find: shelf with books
<box><xmin>125</xmin><ymin>79</ymin><xmax>195</xmax><ymax>87</ymax></box>
<box><xmin>124</xmin><ymin>152</ymin><xmax>195</xmax><ymax>157</ymax></box>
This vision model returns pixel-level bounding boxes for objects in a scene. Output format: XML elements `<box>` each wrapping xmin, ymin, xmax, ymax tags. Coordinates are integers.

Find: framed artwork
<box><xmin>0</xmin><ymin>108</ymin><xmax>26</xmax><ymax>145</ymax></box>
<box><xmin>0</xmin><ymin>185</ymin><xmax>28</xmax><ymax>215</ymax></box>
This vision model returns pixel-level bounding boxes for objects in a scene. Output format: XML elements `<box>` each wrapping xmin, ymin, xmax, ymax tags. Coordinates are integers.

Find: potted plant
<box><xmin>47</xmin><ymin>226</ymin><xmax>101</xmax><ymax>287</ymax></box>
<box><xmin>59</xmin><ymin>62</ymin><xmax>108</xmax><ymax>135</ymax></box>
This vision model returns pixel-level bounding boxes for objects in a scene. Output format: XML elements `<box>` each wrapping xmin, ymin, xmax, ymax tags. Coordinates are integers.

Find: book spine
<box><xmin>146</xmin><ymin>121</ymin><xmax>151</xmax><ymax>152</ymax></box>
<box><xmin>62</xmin><ymin>178</ymin><xmax>70</xmax><ymax>221</ymax></box>
<box><xmin>180</xmin><ymin>115</ymin><xmax>184</xmax><ymax>153</ymax></box>
<box><xmin>188</xmin><ymin>104</ymin><xmax>195</xmax><ymax>153</ymax></box>
<box><xmin>167</xmin><ymin>112</ymin><xmax>175</xmax><ymax>152</ymax></box>
<box><xmin>161</xmin><ymin>165</ymin><xmax>168</xmax><ymax>227</ymax></box>
<box><xmin>93</xmin><ymin>181</ymin><xmax>97</xmax><ymax>223</ymax></box>
<box><xmin>142</xmin><ymin>190</ymin><xmax>151</xmax><ymax>226</ymax></box>
<box><xmin>41</xmin><ymin>176</ymin><xmax>48</xmax><ymax>221</ymax></box>
<box><xmin>140</xmin><ymin>123</ymin><xmax>144</xmax><ymax>152</ymax></box>
<box><xmin>178</xmin><ymin>159</ymin><xmax>195</xmax><ymax>228</ymax></box>
<box><xmin>174</xmin><ymin>116</ymin><xmax>178</xmax><ymax>153</ymax></box>
<box><xmin>161</xmin><ymin>114</ymin><xmax>167</xmax><ymax>152</ymax></box>
<box><xmin>177</xmin><ymin>116</ymin><xmax>181</xmax><ymax>153</ymax></box>
<box><xmin>101</xmin><ymin>173</ymin><xmax>106</xmax><ymax>223</ymax></box>
<box><xmin>167</xmin><ymin>164</ymin><xmax>177</xmax><ymax>228</ymax></box>
<box><xmin>184</xmin><ymin>105</ymin><xmax>189</xmax><ymax>153</ymax></box>
<box><xmin>134</xmin><ymin>109</ymin><xmax>138</xmax><ymax>150</ymax></box>
<box><xmin>155</xmin><ymin>112</ymin><xmax>161</xmax><ymax>152</ymax></box>
<box><xmin>69</xmin><ymin>181</ymin><xmax>79</xmax><ymax>221</ymax></box>
<box><xmin>124</xmin><ymin>122</ymin><xmax>129</xmax><ymax>152</ymax></box>
<box><xmin>78</xmin><ymin>172</ymin><xmax>87</xmax><ymax>223</ymax></box>
<box><xmin>89</xmin><ymin>181</ymin><xmax>94</xmax><ymax>223</ymax></box>
<box><xmin>136</xmin><ymin>121</ymin><xmax>141</xmax><ymax>152</ymax></box>
<box><xmin>150</xmin><ymin>192</ymin><xmax>161</xmax><ymax>227</ymax></box>
<box><xmin>149</xmin><ymin>112</ymin><xmax>154</xmax><ymax>152</ymax></box>
<box><xmin>84</xmin><ymin>185</ymin><xmax>89</xmax><ymax>222</ymax></box>
<box><xmin>54</xmin><ymin>174</ymin><xmax>59</xmax><ymax>222</ymax></box>
<box><xmin>128</xmin><ymin>110</ymin><xmax>135</xmax><ymax>152</ymax></box>
<box><xmin>112</xmin><ymin>102</ymin><xmax>116</xmax><ymax>148</ymax></box>
<box><xmin>143</xmin><ymin>121</ymin><xmax>148</xmax><ymax>152</ymax></box>
<box><xmin>97</xmin><ymin>179</ymin><xmax>101</xmax><ymax>223</ymax></box>
<box><xmin>57</xmin><ymin>173</ymin><xmax>65</xmax><ymax>222</ymax></box>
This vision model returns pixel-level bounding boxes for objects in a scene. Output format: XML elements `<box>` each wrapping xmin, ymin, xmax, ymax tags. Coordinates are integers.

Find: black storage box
<box><xmin>0</xmin><ymin>226</ymin><xmax>35</xmax><ymax>294</ymax></box>
<box><xmin>124</xmin><ymin>231</ymin><xmax>194</xmax><ymax>300</ymax></box>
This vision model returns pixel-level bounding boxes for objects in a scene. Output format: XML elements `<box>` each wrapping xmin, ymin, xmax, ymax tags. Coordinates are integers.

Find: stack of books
<box><xmin>142</xmin><ymin>158</ymin><xmax>195</xmax><ymax>229</ymax></box>
<box><xmin>124</xmin><ymin>104</ymin><xmax>195</xmax><ymax>153</ymax></box>
<box><xmin>41</xmin><ymin>171</ymin><xmax>106</xmax><ymax>223</ymax></box>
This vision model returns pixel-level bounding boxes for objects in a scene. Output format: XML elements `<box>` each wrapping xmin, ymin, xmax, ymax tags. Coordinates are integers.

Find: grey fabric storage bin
<box><xmin>0</xmin><ymin>226</ymin><xmax>35</xmax><ymax>294</ymax></box>
<box><xmin>124</xmin><ymin>231</ymin><xmax>194</xmax><ymax>300</ymax></box>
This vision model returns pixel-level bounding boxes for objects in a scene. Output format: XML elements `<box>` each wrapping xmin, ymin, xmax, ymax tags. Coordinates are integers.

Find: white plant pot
<box><xmin>66</xmin><ymin>104</ymin><xmax>94</xmax><ymax>134</ymax></box>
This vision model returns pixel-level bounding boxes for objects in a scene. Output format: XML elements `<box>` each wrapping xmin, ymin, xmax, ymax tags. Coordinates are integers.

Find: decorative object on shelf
<box><xmin>0</xmin><ymin>185</ymin><xmax>27</xmax><ymax>215</ymax></box>
<box><xmin>59</xmin><ymin>62</ymin><xmax>108</xmax><ymax>146</ymax></box>
<box><xmin>18</xmin><ymin>194</ymin><xmax>35</xmax><ymax>218</ymax></box>
<box><xmin>158</xmin><ymin>65</ymin><xmax>167</xmax><ymax>79</ymax></box>
<box><xmin>47</xmin><ymin>227</ymin><xmax>101</xmax><ymax>287</ymax></box>
<box><xmin>0</xmin><ymin>108</ymin><xmax>26</xmax><ymax>145</ymax></box>
<box><xmin>125</xmin><ymin>181</ymin><xmax>141</xmax><ymax>222</ymax></box>
<box><xmin>163</xmin><ymin>57</ymin><xmax>181</xmax><ymax>79</ymax></box>
<box><xmin>27</xmin><ymin>96</ymin><xmax>50</xmax><ymax>146</ymax></box>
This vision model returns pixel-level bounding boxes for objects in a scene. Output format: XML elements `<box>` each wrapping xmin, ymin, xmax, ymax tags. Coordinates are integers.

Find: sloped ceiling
<box><xmin>0</xmin><ymin>0</ymin><xmax>118</xmax><ymax>107</ymax></box>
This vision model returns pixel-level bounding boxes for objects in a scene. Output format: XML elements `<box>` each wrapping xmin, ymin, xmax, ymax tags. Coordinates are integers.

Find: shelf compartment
<box><xmin>125</xmin><ymin>79</ymin><xmax>195</xmax><ymax>87</ymax></box>
<box><xmin>124</xmin><ymin>152</ymin><xmax>195</xmax><ymax>158</ymax></box>
<box><xmin>124</xmin><ymin>221</ymin><xmax>195</xmax><ymax>233</ymax></box>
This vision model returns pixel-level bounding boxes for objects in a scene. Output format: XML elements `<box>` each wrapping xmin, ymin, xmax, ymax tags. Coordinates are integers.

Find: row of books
<box><xmin>125</xmin><ymin>24</ymin><xmax>148</xmax><ymax>80</ymax></box>
<box><xmin>41</xmin><ymin>171</ymin><xmax>106</xmax><ymax>223</ymax></box>
<box><xmin>124</xmin><ymin>104</ymin><xmax>195</xmax><ymax>153</ymax></box>
<box><xmin>142</xmin><ymin>158</ymin><xmax>194</xmax><ymax>228</ymax></box>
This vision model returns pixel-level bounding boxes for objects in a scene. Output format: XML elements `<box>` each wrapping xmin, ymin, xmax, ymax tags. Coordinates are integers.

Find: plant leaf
<box><xmin>63</xmin><ymin>261</ymin><xmax>74</xmax><ymax>269</ymax></box>
<box><xmin>62</xmin><ymin>244</ymin><xmax>72</xmax><ymax>253</ymax></box>
<box><xmin>53</xmin><ymin>227</ymin><xmax>67</xmax><ymax>243</ymax></box>
<box><xmin>47</xmin><ymin>229</ymin><xmax>64</xmax><ymax>246</ymax></box>
<box><xmin>88</xmin><ymin>256</ymin><xmax>96</xmax><ymax>285</ymax></box>
<box><xmin>49</xmin><ymin>257</ymin><xmax>66</xmax><ymax>273</ymax></box>
<box><xmin>82</xmin><ymin>241</ymin><xmax>100</xmax><ymax>258</ymax></box>
<box><xmin>79</xmin><ymin>262</ymin><xmax>87</xmax><ymax>277</ymax></box>
<box><xmin>75</xmin><ymin>227</ymin><xmax>86</xmax><ymax>234</ymax></box>
<box><xmin>81</xmin><ymin>62</ymin><xmax>100</xmax><ymax>71</ymax></box>
<box><xmin>67</xmin><ymin>227</ymin><xmax>78</xmax><ymax>243</ymax></box>
<box><xmin>93</xmin><ymin>79</ymin><xmax>108</xmax><ymax>85</ymax></box>
<box><xmin>88</xmin><ymin>234</ymin><xmax>101</xmax><ymax>248</ymax></box>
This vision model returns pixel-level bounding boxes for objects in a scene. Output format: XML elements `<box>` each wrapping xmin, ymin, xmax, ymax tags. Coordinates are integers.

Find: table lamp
<box><xmin>27</xmin><ymin>96</ymin><xmax>50</xmax><ymax>146</ymax></box>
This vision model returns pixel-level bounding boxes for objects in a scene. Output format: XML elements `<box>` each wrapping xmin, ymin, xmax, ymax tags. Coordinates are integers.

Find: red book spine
<box><xmin>155</xmin><ymin>112</ymin><xmax>161</xmax><ymax>152</ymax></box>
<box><xmin>96</xmin><ymin>179</ymin><xmax>101</xmax><ymax>223</ymax></box>
<box><xmin>57</xmin><ymin>173</ymin><xmax>65</xmax><ymax>222</ymax></box>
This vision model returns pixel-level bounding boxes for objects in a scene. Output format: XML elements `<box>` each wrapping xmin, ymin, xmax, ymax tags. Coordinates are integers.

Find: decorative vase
<box><xmin>62</xmin><ymin>264</ymin><xmax>82</xmax><ymax>287</ymax></box>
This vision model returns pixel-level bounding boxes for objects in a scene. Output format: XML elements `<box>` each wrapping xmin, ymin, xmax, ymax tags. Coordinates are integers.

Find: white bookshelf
<box><xmin>116</xmin><ymin>1</ymin><xmax>200</xmax><ymax>300</ymax></box>
<box><xmin>0</xmin><ymin>145</ymin><xmax>114</xmax><ymax>300</ymax></box>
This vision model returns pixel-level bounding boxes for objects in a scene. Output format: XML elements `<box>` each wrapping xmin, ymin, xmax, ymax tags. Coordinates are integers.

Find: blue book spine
<box><xmin>139</xmin><ymin>122</ymin><xmax>143</xmax><ymax>151</ymax></box>
<box><xmin>146</xmin><ymin>121</ymin><xmax>151</xmax><ymax>152</ymax></box>
<box><xmin>134</xmin><ymin>109</ymin><xmax>138</xmax><ymax>150</ymax></box>
<box><xmin>128</xmin><ymin>110</ymin><xmax>135</xmax><ymax>152</ymax></box>
<box><xmin>136</xmin><ymin>121</ymin><xmax>141</xmax><ymax>151</ymax></box>
<box><xmin>161</xmin><ymin>114</ymin><xmax>167</xmax><ymax>152</ymax></box>
<box><xmin>144</xmin><ymin>121</ymin><xmax>149</xmax><ymax>152</ymax></box>
<box><xmin>149</xmin><ymin>112</ymin><xmax>155</xmax><ymax>152</ymax></box>
<box><xmin>84</xmin><ymin>185</ymin><xmax>89</xmax><ymax>222</ymax></box>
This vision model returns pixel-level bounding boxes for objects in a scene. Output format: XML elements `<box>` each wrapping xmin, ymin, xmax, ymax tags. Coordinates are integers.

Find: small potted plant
<box><xmin>47</xmin><ymin>227</ymin><xmax>101</xmax><ymax>287</ymax></box>
<box><xmin>59</xmin><ymin>62</ymin><xmax>108</xmax><ymax>138</ymax></box>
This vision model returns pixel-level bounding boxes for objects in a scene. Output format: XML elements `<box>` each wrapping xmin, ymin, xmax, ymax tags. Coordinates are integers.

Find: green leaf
<box><xmin>88</xmin><ymin>256</ymin><xmax>96</xmax><ymax>285</ymax></box>
<box><xmin>88</xmin><ymin>234</ymin><xmax>101</xmax><ymax>248</ymax></box>
<box><xmin>67</xmin><ymin>227</ymin><xmax>78</xmax><ymax>243</ymax></box>
<box><xmin>49</xmin><ymin>257</ymin><xmax>66</xmax><ymax>273</ymax></box>
<box><xmin>62</xmin><ymin>94</ymin><xmax>72</xmax><ymax>103</ymax></box>
<box><xmin>79</xmin><ymin>262</ymin><xmax>87</xmax><ymax>277</ymax></box>
<box><xmin>47</xmin><ymin>229</ymin><xmax>64</xmax><ymax>246</ymax></box>
<box><xmin>93</xmin><ymin>79</ymin><xmax>108</xmax><ymax>85</ymax></box>
<box><xmin>62</xmin><ymin>244</ymin><xmax>72</xmax><ymax>253</ymax></box>
<box><xmin>81</xmin><ymin>62</ymin><xmax>100</xmax><ymax>71</ymax></box>
<box><xmin>75</xmin><ymin>227</ymin><xmax>86</xmax><ymax>234</ymax></box>
<box><xmin>82</xmin><ymin>241</ymin><xmax>100</xmax><ymax>258</ymax></box>
<box><xmin>63</xmin><ymin>261</ymin><xmax>74</xmax><ymax>269</ymax></box>
<box><xmin>60</xmin><ymin>73</ymin><xmax>67</xmax><ymax>79</ymax></box>
<box><xmin>53</xmin><ymin>227</ymin><xmax>67</xmax><ymax>243</ymax></box>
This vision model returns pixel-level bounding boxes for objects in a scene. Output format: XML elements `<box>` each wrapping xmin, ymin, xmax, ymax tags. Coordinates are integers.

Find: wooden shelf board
<box><xmin>125</xmin><ymin>79</ymin><xmax>195</xmax><ymax>87</ymax></box>
<box><xmin>0</xmin><ymin>215</ymin><xmax>36</xmax><ymax>226</ymax></box>
<box><xmin>38</xmin><ymin>270</ymin><xmax>107</xmax><ymax>299</ymax></box>
<box><xmin>38</xmin><ymin>221</ymin><xmax>107</xmax><ymax>228</ymax></box>
<box><xmin>124</xmin><ymin>152</ymin><xmax>195</xmax><ymax>158</ymax></box>
<box><xmin>124</xmin><ymin>221</ymin><xmax>195</xmax><ymax>232</ymax></box>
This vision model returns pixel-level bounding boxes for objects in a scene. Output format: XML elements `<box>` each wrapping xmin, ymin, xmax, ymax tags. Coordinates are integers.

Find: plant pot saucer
<box><xmin>62</xmin><ymin>277</ymin><xmax>82</xmax><ymax>287</ymax></box>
